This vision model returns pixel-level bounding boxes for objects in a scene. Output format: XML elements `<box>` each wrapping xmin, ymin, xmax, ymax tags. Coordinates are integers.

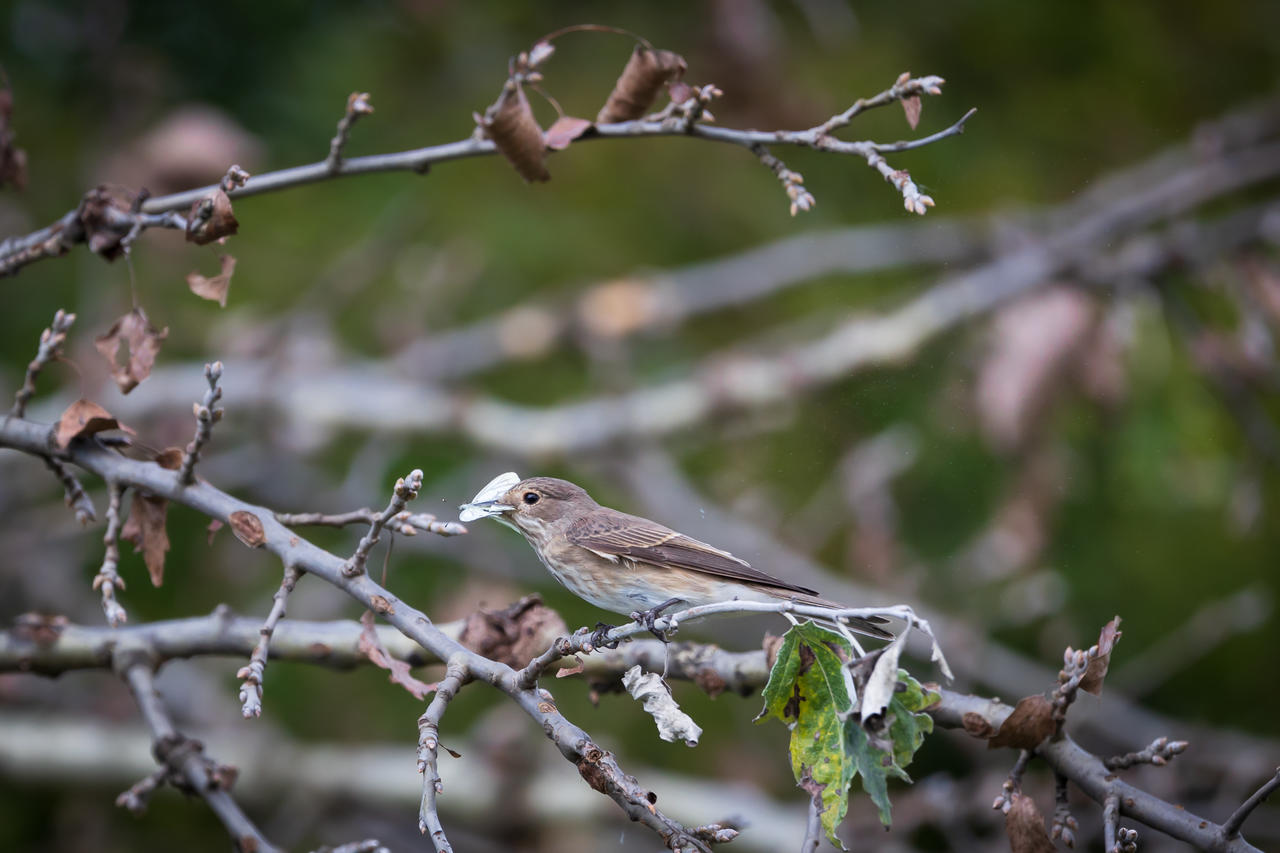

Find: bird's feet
<box><xmin>588</xmin><ymin>621</ymin><xmax>620</xmax><ymax>651</ymax></box>
<box><xmin>630</xmin><ymin>598</ymin><xmax>683</xmax><ymax>643</ymax></box>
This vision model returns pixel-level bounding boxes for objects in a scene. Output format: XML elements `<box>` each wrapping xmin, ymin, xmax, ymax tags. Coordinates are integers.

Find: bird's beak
<box><xmin>458</xmin><ymin>471</ymin><xmax>521</xmax><ymax>522</ymax></box>
<box><xmin>458</xmin><ymin>498</ymin><xmax>515</xmax><ymax>522</ymax></box>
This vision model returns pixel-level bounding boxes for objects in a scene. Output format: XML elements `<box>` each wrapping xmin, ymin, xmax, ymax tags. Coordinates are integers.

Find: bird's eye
<box><xmin>523</xmin><ymin>492</ymin><xmax>540</xmax><ymax>505</ymax></box>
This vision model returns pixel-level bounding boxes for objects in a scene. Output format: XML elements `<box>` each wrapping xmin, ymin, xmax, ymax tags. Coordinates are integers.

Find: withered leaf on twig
<box><xmin>478</xmin><ymin>81</ymin><xmax>550</xmax><ymax>183</ymax></box>
<box><xmin>901</xmin><ymin>95</ymin><xmax>923</xmax><ymax>130</ymax></box>
<box><xmin>544</xmin><ymin>116</ymin><xmax>593</xmax><ymax>151</ymax></box>
<box><xmin>358</xmin><ymin>610</ymin><xmax>436</xmax><ymax>699</ymax></box>
<box><xmin>1081</xmin><ymin>616</ymin><xmax>1122</xmax><ymax>696</ymax></box>
<box><xmin>53</xmin><ymin>399</ymin><xmax>134</xmax><ymax>449</ymax></box>
<box><xmin>1005</xmin><ymin>793</ymin><xmax>1055</xmax><ymax>853</ymax></box>
<box><xmin>596</xmin><ymin>46</ymin><xmax>687</xmax><ymax>124</ymax></box>
<box><xmin>78</xmin><ymin>187</ymin><xmax>133</xmax><ymax>260</ymax></box>
<box><xmin>988</xmin><ymin>694</ymin><xmax>1055</xmax><ymax>750</ymax></box>
<box><xmin>95</xmin><ymin>307</ymin><xmax>168</xmax><ymax>394</ymax></box>
<box><xmin>457</xmin><ymin>594</ymin><xmax>567</xmax><ymax>668</ymax></box>
<box><xmin>122</xmin><ymin>492</ymin><xmax>170</xmax><ymax>587</ymax></box>
<box><xmin>228</xmin><ymin>511</ymin><xmax>266</xmax><ymax>548</ymax></box>
<box><xmin>154</xmin><ymin>447</ymin><xmax>184</xmax><ymax>470</ymax></box>
<box><xmin>186</xmin><ymin>254</ymin><xmax>236</xmax><ymax>307</ymax></box>
<box><xmin>185</xmin><ymin>188</ymin><xmax>239</xmax><ymax>245</ymax></box>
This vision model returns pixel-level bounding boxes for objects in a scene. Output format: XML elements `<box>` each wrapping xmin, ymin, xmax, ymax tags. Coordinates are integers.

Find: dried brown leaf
<box><xmin>763</xmin><ymin>632</ymin><xmax>783</xmax><ymax>669</ymax></box>
<box><xmin>185</xmin><ymin>188</ymin><xmax>239</xmax><ymax>245</ymax></box>
<box><xmin>53</xmin><ymin>399</ymin><xmax>133</xmax><ymax>449</ymax></box>
<box><xmin>597</xmin><ymin>46</ymin><xmax>687</xmax><ymax>124</ymax></box>
<box><xmin>357</xmin><ymin>610</ymin><xmax>436</xmax><ymax>699</ymax></box>
<box><xmin>78</xmin><ymin>187</ymin><xmax>132</xmax><ymax>260</ymax></box>
<box><xmin>1005</xmin><ymin>793</ymin><xmax>1055</xmax><ymax>853</ymax></box>
<box><xmin>457</xmin><ymin>594</ymin><xmax>568</xmax><ymax>668</ymax></box>
<box><xmin>122</xmin><ymin>492</ymin><xmax>170</xmax><ymax>587</ymax></box>
<box><xmin>901</xmin><ymin>95</ymin><xmax>922</xmax><ymax>130</ymax></box>
<box><xmin>94</xmin><ymin>307</ymin><xmax>168</xmax><ymax>395</ymax></box>
<box><xmin>186</xmin><ymin>254</ymin><xmax>236</xmax><ymax>307</ymax></box>
<box><xmin>479</xmin><ymin>81</ymin><xmax>549</xmax><ymax>183</ymax></box>
<box><xmin>544</xmin><ymin>116</ymin><xmax>593</xmax><ymax>151</ymax></box>
<box><xmin>1081</xmin><ymin>616</ymin><xmax>1122</xmax><ymax>696</ymax></box>
<box><xmin>206</xmin><ymin>518</ymin><xmax>224</xmax><ymax>545</ymax></box>
<box><xmin>988</xmin><ymin>694</ymin><xmax>1055</xmax><ymax>750</ymax></box>
<box><xmin>962</xmin><ymin>711</ymin><xmax>996</xmax><ymax>739</ymax></box>
<box><xmin>556</xmin><ymin>657</ymin><xmax>585</xmax><ymax>678</ymax></box>
<box><xmin>228</xmin><ymin>510</ymin><xmax>266</xmax><ymax>548</ymax></box>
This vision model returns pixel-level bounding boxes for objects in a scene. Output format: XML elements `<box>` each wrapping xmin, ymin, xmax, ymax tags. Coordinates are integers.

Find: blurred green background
<box><xmin>1</xmin><ymin>1</ymin><xmax>1278</xmax><ymax>851</ymax></box>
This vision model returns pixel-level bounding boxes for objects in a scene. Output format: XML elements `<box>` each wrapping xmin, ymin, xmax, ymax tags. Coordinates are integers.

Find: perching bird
<box><xmin>459</xmin><ymin>473</ymin><xmax>890</xmax><ymax>642</ymax></box>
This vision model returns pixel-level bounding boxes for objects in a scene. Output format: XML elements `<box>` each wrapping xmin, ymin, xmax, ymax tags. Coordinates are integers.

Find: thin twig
<box><xmin>994</xmin><ymin>750</ymin><xmax>1033</xmax><ymax>813</ymax></box>
<box><xmin>1222</xmin><ymin>768</ymin><xmax>1280</xmax><ymax>839</ymax></box>
<box><xmin>43</xmin><ymin>455</ymin><xmax>95</xmax><ymax>524</ymax></box>
<box><xmin>417</xmin><ymin>658</ymin><xmax>468</xmax><ymax>851</ymax></box>
<box><xmin>327</xmin><ymin>92</ymin><xmax>374</xmax><ymax>173</ymax></box>
<box><xmin>91</xmin><ymin>482</ymin><xmax>128</xmax><ymax>627</ymax></box>
<box><xmin>116</xmin><ymin>654</ymin><xmax>281</xmax><ymax>853</ymax></box>
<box><xmin>237</xmin><ymin>565</ymin><xmax>301</xmax><ymax>718</ymax></box>
<box><xmin>277</xmin><ymin>507</ymin><xmax>466</xmax><ymax>536</ymax></box>
<box><xmin>178</xmin><ymin>361</ymin><xmax>224</xmax><ymax>485</ymax></box>
<box><xmin>1103</xmin><ymin>792</ymin><xmax>1120</xmax><ymax>853</ymax></box>
<box><xmin>1104</xmin><ymin>737</ymin><xmax>1189</xmax><ymax>771</ymax></box>
<box><xmin>11</xmin><ymin>309</ymin><xmax>74</xmax><ymax>417</ymax></box>
<box><xmin>343</xmin><ymin>469</ymin><xmax>424</xmax><ymax>576</ymax></box>
<box><xmin>1051</xmin><ymin>773</ymin><xmax>1077</xmax><ymax>848</ymax></box>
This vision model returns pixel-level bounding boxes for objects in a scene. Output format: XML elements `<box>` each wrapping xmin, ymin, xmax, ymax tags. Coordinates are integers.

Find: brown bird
<box><xmin>460</xmin><ymin>473</ymin><xmax>890</xmax><ymax>641</ymax></box>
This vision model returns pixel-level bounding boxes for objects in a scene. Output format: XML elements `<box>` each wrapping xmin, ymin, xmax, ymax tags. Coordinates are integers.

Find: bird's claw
<box><xmin>588</xmin><ymin>621</ymin><xmax>620</xmax><ymax>651</ymax></box>
<box><xmin>631</xmin><ymin>598</ymin><xmax>683</xmax><ymax>643</ymax></box>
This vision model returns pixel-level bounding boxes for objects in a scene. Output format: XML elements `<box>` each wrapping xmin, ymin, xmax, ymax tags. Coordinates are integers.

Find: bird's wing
<box><xmin>566</xmin><ymin>509</ymin><xmax>821</xmax><ymax>596</ymax></box>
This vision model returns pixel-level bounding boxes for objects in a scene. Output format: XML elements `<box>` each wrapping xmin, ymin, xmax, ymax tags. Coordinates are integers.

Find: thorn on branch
<box><xmin>12</xmin><ymin>308</ymin><xmax>74</xmax><ymax>417</ymax></box>
<box><xmin>750</xmin><ymin>144</ymin><xmax>814</xmax><ymax>216</ymax></box>
<box><xmin>237</xmin><ymin>565</ymin><xmax>300</xmax><ymax>718</ymax></box>
<box><xmin>178</xmin><ymin>362</ymin><xmax>224</xmax><ymax>485</ymax></box>
<box><xmin>1104</xmin><ymin>736</ymin><xmax>1189</xmax><ymax>770</ymax></box>
<box><xmin>343</xmin><ymin>469</ymin><xmax>424</xmax><ymax>577</ymax></box>
<box><xmin>92</xmin><ymin>482</ymin><xmax>128</xmax><ymax>627</ymax></box>
<box><xmin>327</xmin><ymin>92</ymin><xmax>374</xmax><ymax>174</ymax></box>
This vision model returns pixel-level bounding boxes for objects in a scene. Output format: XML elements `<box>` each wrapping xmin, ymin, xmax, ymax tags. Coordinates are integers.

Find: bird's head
<box><xmin>459</xmin><ymin>473</ymin><xmax>596</xmax><ymax>537</ymax></box>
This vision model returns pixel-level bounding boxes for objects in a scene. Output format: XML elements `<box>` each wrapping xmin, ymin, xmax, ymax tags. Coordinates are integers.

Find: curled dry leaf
<box><xmin>357</xmin><ymin>610</ymin><xmax>436</xmax><ymax>700</ymax></box>
<box><xmin>479</xmin><ymin>81</ymin><xmax>549</xmax><ymax>183</ymax></box>
<box><xmin>53</xmin><ymin>399</ymin><xmax>134</xmax><ymax>449</ymax></box>
<box><xmin>94</xmin><ymin>307</ymin><xmax>168</xmax><ymax>394</ymax></box>
<box><xmin>623</xmin><ymin>664</ymin><xmax>703</xmax><ymax>746</ymax></box>
<box><xmin>543</xmin><ymin>116</ymin><xmax>593</xmax><ymax>151</ymax></box>
<box><xmin>1081</xmin><ymin>616</ymin><xmax>1122</xmax><ymax>696</ymax></box>
<box><xmin>121</xmin><ymin>492</ymin><xmax>170</xmax><ymax>587</ymax></box>
<box><xmin>228</xmin><ymin>510</ymin><xmax>266</xmax><ymax>548</ymax></box>
<box><xmin>78</xmin><ymin>187</ymin><xmax>132</xmax><ymax>260</ymax></box>
<box><xmin>185</xmin><ymin>188</ymin><xmax>239</xmax><ymax>245</ymax></box>
<box><xmin>1006</xmin><ymin>793</ymin><xmax>1055</xmax><ymax>853</ymax></box>
<box><xmin>186</xmin><ymin>254</ymin><xmax>236</xmax><ymax>307</ymax></box>
<box><xmin>988</xmin><ymin>694</ymin><xmax>1055</xmax><ymax>750</ymax></box>
<box><xmin>457</xmin><ymin>594</ymin><xmax>568</xmax><ymax>668</ymax></box>
<box><xmin>597</xmin><ymin>46</ymin><xmax>687</xmax><ymax>124</ymax></box>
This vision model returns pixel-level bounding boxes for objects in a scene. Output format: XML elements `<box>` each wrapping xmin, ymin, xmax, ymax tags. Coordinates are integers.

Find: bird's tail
<box><xmin>754</xmin><ymin>586</ymin><xmax>895</xmax><ymax>640</ymax></box>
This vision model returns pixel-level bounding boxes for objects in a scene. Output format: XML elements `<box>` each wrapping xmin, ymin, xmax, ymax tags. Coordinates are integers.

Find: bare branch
<box><xmin>178</xmin><ymin>361</ymin><xmax>224</xmax><ymax>485</ymax></box>
<box><xmin>43</xmin><ymin>455</ymin><xmax>95</xmax><ymax>524</ymax></box>
<box><xmin>1223</xmin><ymin>768</ymin><xmax>1280</xmax><ymax>840</ymax></box>
<box><xmin>343</xmin><ymin>468</ymin><xmax>423</xmax><ymax>576</ymax></box>
<box><xmin>116</xmin><ymin>653</ymin><xmax>280</xmax><ymax>853</ymax></box>
<box><xmin>417</xmin><ymin>658</ymin><xmax>467</xmax><ymax>850</ymax></box>
<box><xmin>277</xmin><ymin>507</ymin><xmax>466</xmax><ymax>537</ymax></box>
<box><xmin>92</xmin><ymin>482</ymin><xmax>128</xmax><ymax>627</ymax></box>
<box><xmin>1104</xmin><ymin>737</ymin><xmax>1189</xmax><ymax>771</ymax></box>
<box><xmin>327</xmin><ymin>91</ymin><xmax>374</xmax><ymax>173</ymax></box>
<box><xmin>237</xmin><ymin>565</ymin><xmax>301</xmax><ymax>717</ymax></box>
<box><xmin>12</xmin><ymin>309</ymin><xmax>74</xmax><ymax>417</ymax></box>
<box><xmin>1051</xmin><ymin>773</ymin><xmax>1077</xmax><ymax>848</ymax></box>
<box><xmin>800</xmin><ymin>797</ymin><xmax>822</xmax><ymax>853</ymax></box>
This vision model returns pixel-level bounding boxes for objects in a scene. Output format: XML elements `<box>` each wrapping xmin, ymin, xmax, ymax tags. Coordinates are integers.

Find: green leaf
<box><xmin>757</xmin><ymin>625</ymin><xmax>940</xmax><ymax>842</ymax></box>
